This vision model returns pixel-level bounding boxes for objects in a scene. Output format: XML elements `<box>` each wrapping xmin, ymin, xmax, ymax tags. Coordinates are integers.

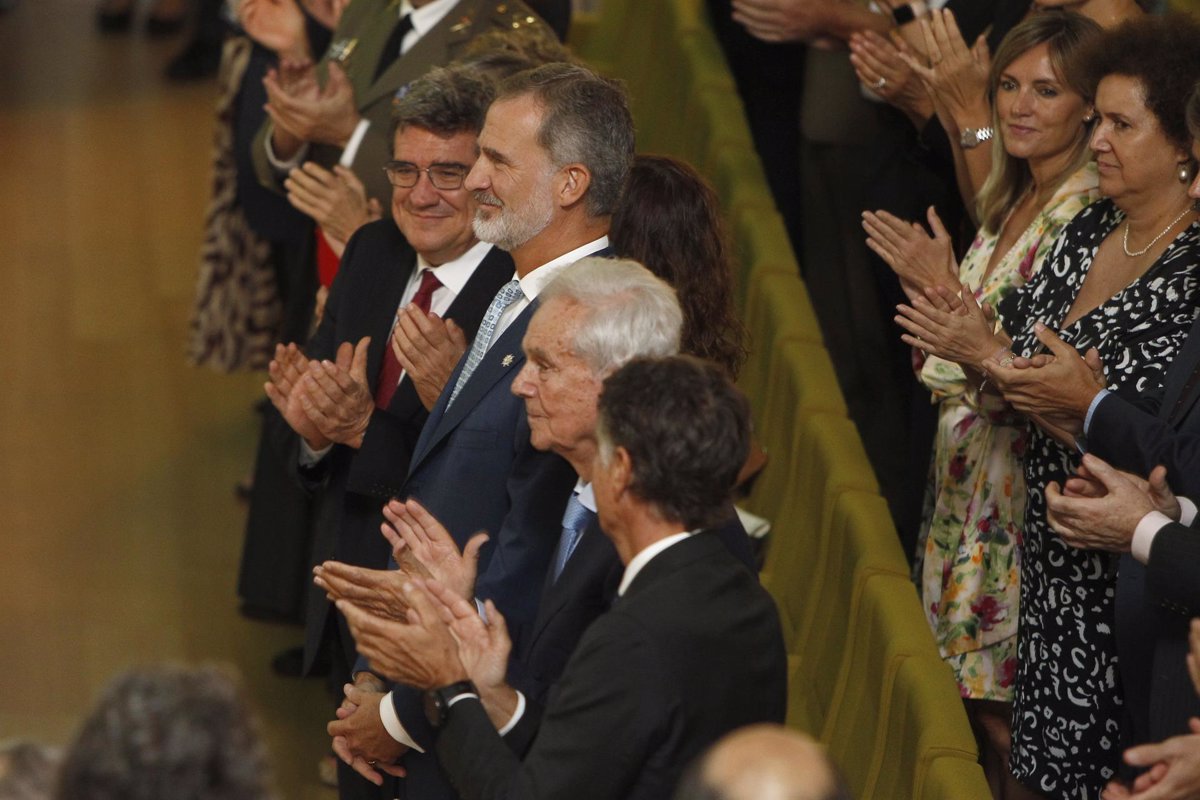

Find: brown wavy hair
<box><xmin>610</xmin><ymin>155</ymin><xmax>748</xmax><ymax>379</ymax></box>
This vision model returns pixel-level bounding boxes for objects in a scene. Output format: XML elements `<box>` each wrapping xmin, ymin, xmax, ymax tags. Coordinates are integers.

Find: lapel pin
<box><xmin>501</xmin><ymin>354</ymin><xmax>514</xmax><ymax>367</ymax></box>
<box><xmin>329</xmin><ymin>38</ymin><xmax>358</xmax><ymax>63</ymax></box>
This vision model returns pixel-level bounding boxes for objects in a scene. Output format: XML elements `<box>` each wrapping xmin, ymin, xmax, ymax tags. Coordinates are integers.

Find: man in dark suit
<box><xmin>251</xmin><ymin>0</ymin><xmax>553</xmax><ymax>209</ymax></box>
<box><xmin>323</xmin><ymin>62</ymin><xmax>635</xmax><ymax>797</ymax></box>
<box><xmin>260</xmin><ymin>67</ymin><xmax>512</xmax><ymax>798</ymax></box>
<box><xmin>337</xmin><ymin>355</ymin><xmax>788</xmax><ymax>800</ymax></box>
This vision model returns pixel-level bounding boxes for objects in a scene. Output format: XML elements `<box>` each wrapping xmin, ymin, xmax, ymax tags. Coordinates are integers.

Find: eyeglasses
<box><xmin>382</xmin><ymin>161</ymin><xmax>469</xmax><ymax>190</ymax></box>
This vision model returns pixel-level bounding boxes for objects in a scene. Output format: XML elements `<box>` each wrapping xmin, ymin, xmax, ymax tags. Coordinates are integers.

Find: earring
<box><xmin>1179</xmin><ymin>161</ymin><xmax>1197</xmax><ymax>184</ymax></box>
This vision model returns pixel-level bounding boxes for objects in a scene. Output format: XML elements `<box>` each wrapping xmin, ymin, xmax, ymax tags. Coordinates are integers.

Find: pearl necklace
<box><xmin>1122</xmin><ymin>206</ymin><xmax>1194</xmax><ymax>257</ymax></box>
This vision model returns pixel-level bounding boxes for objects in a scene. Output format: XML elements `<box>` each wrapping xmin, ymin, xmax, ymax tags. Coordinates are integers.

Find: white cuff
<box><xmin>1179</xmin><ymin>496</ymin><xmax>1197</xmax><ymax>526</ymax></box>
<box><xmin>1132</xmin><ymin>510</ymin><xmax>1172</xmax><ymax>565</ymax></box>
<box><xmin>265</xmin><ymin>124</ymin><xmax>309</xmax><ymax>173</ymax></box>
<box><xmin>378</xmin><ymin>692</ymin><xmax>425</xmax><ymax>753</ymax></box>
<box><xmin>339</xmin><ymin>119</ymin><xmax>372</xmax><ymax>168</ymax></box>
<box><xmin>299</xmin><ymin>438</ymin><xmax>333</xmax><ymax>466</ymax></box>
<box><xmin>498</xmin><ymin>691</ymin><xmax>525</xmax><ymax>736</ymax></box>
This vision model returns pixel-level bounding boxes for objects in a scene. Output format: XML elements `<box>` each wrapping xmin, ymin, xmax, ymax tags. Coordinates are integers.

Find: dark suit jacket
<box><xmin>252</xmin><ymin>0</ymin><xmax>552</xmax><ymax>206</ymax></box>
<box><xmin>436</xmin><ymin>533</ymin><xmax>787</xmax><ymax>800</ymax></box>
<box><xmin>1084</xmin><ymin>314</ymin><xmax>1200</xmax><ymax>746</ymax></box>
<box><xmin>297</xmin><ymin>219</ymin><xmax>512</xmax><ymax>671</ymax></box>
<box><xmin>379</xmin><ymin>266</ymin><xmax>591</xmax><ymax>799</ymax></box>
<box><xmin>503</xmin><ymin>508</ymin><xmax>755</xmax><ymax>756</ymax></box>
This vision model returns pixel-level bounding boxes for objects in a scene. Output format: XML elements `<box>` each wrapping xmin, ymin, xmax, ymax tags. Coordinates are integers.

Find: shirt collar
<box><xmin>617</xmin><ymin>531</ymin><xmax>694</xmax><ymax>596</ymax></box>
<box><xmin>400</xmin><ymin>0</ymin><xmax>459</xmax><ymax>36</ymax></box>
<box><xmin>415</xmin><ymin>240</ymin><xmax>492</xmax><ymax>296</ymax></box>
<box><xmin>574</xmin><ymin>480</ymin><xmax>597</xmax><ymax>513</ymax></box>
<box><xmin>515</xmin><ymin>235</ymin><xmax>609</xmax><ymax>302</ymax></box>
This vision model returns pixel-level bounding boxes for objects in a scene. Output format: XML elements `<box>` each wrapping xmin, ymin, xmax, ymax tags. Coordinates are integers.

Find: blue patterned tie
<box><xmin>447</xmin><ymin>279</ymin><xmax>524</xmax><ymax>407</ymax></box>
<box><xmin>552</xmin><ymin>493</ymin><xmax>594</xmax><ymax>582</ymax></box>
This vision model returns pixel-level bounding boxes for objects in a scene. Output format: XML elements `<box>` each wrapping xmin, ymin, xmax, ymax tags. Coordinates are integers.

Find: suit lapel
<box><xmin>333</xmin><ymin>0</ymin><xmax>401</xmax><ymax>102</ymax></box>
<box><xmin>434</xmin><ymin>305</ymin><xmax>530</xmax><ymax>432</ymax></box>
<box><xmin>407</xmin><ymin>300</ymin><xmax>533</xmax><ymax>469</ymax></box>
<box><xmin>358</xmin><ymin>0</ymin><xmax>478</xmax><ymax>109</ymax></box>
<box><xmin>527</xmin><ymin>513</ymin><xmax>606</xmax><ymax>645</ymax></box>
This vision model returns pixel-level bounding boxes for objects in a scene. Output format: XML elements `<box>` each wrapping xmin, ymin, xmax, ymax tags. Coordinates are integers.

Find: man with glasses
<box><xmin>262</xmin><ymin>65</ymin><xmax>513</xmax><ymax>799</ymax></box>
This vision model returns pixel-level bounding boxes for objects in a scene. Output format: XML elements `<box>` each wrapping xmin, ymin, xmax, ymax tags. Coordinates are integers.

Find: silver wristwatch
<box><xmin>959</xmin><ymin>126</ymin><xmax>994</xmax><ymax>149</ymax></box>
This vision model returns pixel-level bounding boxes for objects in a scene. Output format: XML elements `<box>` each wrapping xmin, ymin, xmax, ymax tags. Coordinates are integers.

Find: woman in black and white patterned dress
<box><xmin>895</xmin><ymin>16</ymin><xmax>1200</xmax><ymax>797</ymax></box>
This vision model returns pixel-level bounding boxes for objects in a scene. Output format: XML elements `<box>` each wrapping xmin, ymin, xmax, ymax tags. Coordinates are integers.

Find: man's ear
<box><xmin>555</xmin><ymin>164</ymin><xmax>592</xmax><ymax>209</ymax></box>
<box><xmin>611</xmin><ymin>446</ymin><xmax>633</xmax><ymax>500</ymax></box>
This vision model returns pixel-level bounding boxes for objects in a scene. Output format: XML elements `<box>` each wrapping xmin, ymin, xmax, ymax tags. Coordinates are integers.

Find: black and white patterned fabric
<box><xmin>998</xmin><ymin>199</ymin><xmax>1200</xmax><ymax>798</ymax></box>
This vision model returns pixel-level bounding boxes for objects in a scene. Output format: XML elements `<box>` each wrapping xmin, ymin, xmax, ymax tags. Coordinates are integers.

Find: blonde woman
<box><xmin>863</xmin><ymin>13</ymin><xmax>1102</xmax><ymax>798</ymax></box>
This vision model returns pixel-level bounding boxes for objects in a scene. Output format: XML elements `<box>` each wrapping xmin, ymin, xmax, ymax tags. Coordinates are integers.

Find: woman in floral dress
<box><xmin>864</xmin><ymin>14</ymin><xmax>1101</xmax><ymax>796</ymax></box>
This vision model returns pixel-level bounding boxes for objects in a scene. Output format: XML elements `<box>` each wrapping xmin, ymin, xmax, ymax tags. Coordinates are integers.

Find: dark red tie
<box><xmin>375</xmin><ymin>269</ymin><xmax>441</xmax><ymax>409</ymax></box>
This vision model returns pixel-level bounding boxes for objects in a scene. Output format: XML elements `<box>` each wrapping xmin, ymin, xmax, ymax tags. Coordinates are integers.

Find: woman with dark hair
<box><xmin>894</xmin><ymin>14</ymin><xmax>1200</xmax><ymax>797</ymax></box>
<box><xmin>610</xmin><ymin>155</ymin><xmax>748</xmax><ymax>380</ymax></box>
<box><xmin>864</xmin><ymin>14</ymin><xmax>1101</xmax><ymax>798</ymax></box>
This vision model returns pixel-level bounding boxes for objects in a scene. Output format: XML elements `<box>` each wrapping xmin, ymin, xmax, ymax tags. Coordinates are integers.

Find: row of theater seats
<box><xmin>570</xmin><ymin>3</ymin><xmax>991</xmax><ymax>798</ymax></box>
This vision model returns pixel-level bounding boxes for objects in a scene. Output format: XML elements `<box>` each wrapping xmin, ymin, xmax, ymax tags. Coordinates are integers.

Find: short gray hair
<box><xmin>539</xmin><ymin>257</ymin><xmax>681</xmax><ymax>374</ymax></box>
<box><xmin>55</xmin><ymin>664</ymin><xmax>274</xmax><ymax>800</ymax></box>
<box><xmin>497</xmin><ymin>63</ymin><xmax>635</xmax><ymax>217</ymax></box>
<box><xmin>391</xmin><ymin>65</ymin><xmax>496</xmax><ymax>141</ymax></box>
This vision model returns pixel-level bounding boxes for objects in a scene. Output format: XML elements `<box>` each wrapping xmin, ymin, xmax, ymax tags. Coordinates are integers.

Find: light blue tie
<box><xmin>447</xmin><ymin>279</ymin><xmax>524</xmax><ymax>407</ymax></box>
<box><xmin>552</xmin><ymin>493</ymin><xmax>594</xmax><ymax>582</ymax></box>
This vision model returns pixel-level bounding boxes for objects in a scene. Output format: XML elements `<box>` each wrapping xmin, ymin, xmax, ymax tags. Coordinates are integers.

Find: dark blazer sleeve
<box><xmin>1085</xmin><ymin>391</ymin><xmax>1200</xmax><ymax>498</ymax></box>
<box><xmin>1146</xmin><ymin>523</ymin><xmax>1200</xmax><ymax>615</ymax></box>
<box><xmin>437</xmin><ymin>614</ymin><xmax>667</xmax><ymax>800</ymax></box>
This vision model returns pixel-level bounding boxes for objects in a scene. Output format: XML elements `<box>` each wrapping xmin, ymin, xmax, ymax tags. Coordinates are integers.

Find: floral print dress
<box><xmin>999</xmin><ymin>199</ymin><xmax>1200</xmax><ymax>798</ymax></box>
<box><xmin>919</xmin><ymin>165</ymin><xmax>1098</xmax><ymax>701</ymax></box>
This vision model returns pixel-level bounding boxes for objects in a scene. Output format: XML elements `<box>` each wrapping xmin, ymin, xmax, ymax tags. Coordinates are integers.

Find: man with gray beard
<box><xmin>327</xmin><ymin>62</ymin><xmax>635</xmax><ymax>800</ymax></box>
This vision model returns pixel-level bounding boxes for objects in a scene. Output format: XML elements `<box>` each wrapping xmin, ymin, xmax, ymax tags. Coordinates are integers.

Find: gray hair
<box><xmin>539</xmin><ymin>257</ymin><xmax>681</xmax><ymax>374</ymax></box>
<box><xmin>391</xmin><ymin>65</ymin><xmax>496</xmax><ymax>141</ymax></box>
<box><xmin>55</xmin><ymin>664</ymin><xmax>275</xmax><ymax>800</ymax></box>
<box><xmin>0</xmin><ymin>741</ymin><xmax>59</xmax><ymax>800</ymax></box>
<box><xmin>497</xmin><ymin>63</ymin><xmax>635</xmax><ymax>217</ymax></box>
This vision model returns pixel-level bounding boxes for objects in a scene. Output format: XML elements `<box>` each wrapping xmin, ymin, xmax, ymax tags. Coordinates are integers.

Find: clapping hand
<box><xmin>295</xmin><ymin>336</ymin><xmax>374</xmax><ymax>448</ymax></box>
<box><xmin>1045</xmin><ymin>455</ymin><xmax>1177</xmax><ymax>552</ymax></box>
<box><xmin>326</xmin><ymin>674</ymin><xmax>407</xmax><ymax>785</ymax></box>
<box><xmin>239</xmin><ymin>0</ymin><xmax>308</xmax><ymax>59</ymax></box>
<box><xmin>900</xmin><ymin>9</ymin><xmax>990</xmax><ymax>128</ymax></box>
<box><xmin>381</xmin><ymin>498</ymin><xmax>488</xmax><ymax>602</ymax></box>
<box><xmin>264</xmin><ymin>60</ymin><xmax>361</xmax><ymax>149</ymax></box>
<box><xmin>285</xmin><ymin>163</ymin><xmax>382</xmax><ymax>257</ymax></box>
<box><xmin>850</xmin><ymin>31</ymin><xmax>933</xmax><ymax>125</ymax></box>
<box><xmin>390</xmin><ymin>307</ymin><xmax>468</xmax><ymax>411</ymax></box>
<box><xmin>315</xmin><ymin>560</ymin><xmax>416</xmax><ymax>621</ymax></box>
<box><xmin>264</xmin><ymin>342</ymin><xmax>330</xmax><ymax>448</ymax></box>
<box><xmin>981</xmin><ymin>323</ymin><xmax>1106</xmax><ymax>420</ymax></box>
<box><xmin>862</xmin><ymin>205</ymin><xmax>958</xmax><ymax>302</ymax></box>
<box><xmin>895</xmin><ymin>284</ymin><xmax>1001</xmax><ymax>368</ymax></box>
<box><xmin>337</xmin><ymin>580</ymin><xmax>469</xmax><ymax>689</ymax></box>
